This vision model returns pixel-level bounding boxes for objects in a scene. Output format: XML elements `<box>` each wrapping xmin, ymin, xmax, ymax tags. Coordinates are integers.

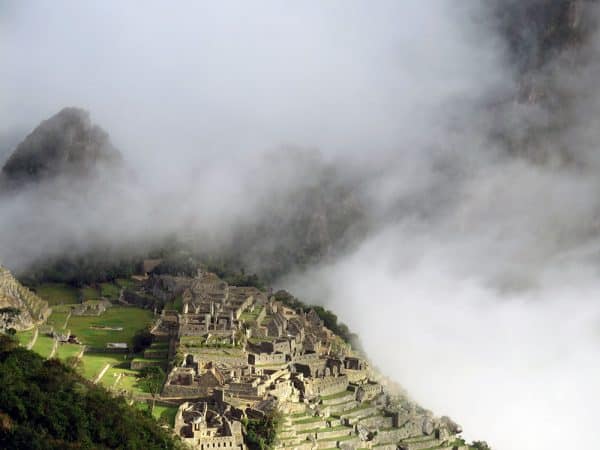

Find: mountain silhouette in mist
<box><xmin>1</xmin><ymin>107</ymin><xmax>122</xmax><ymax>188</ymax></box>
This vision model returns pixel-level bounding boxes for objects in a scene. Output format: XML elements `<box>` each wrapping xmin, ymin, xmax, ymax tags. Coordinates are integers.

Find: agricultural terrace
<box><xmin>66</xmin><ymin>306</ymin><xmax>153</xmax><ymax>349</ymax></box>
<box><xmin>100</xmin><ymin>282</ymin><xmax>121</xmax><ymax>300</ymax></box>
<box><xmin>32</xmin><ymin>283</ymin><xmax>79</xmax><ymax>305</ymax></box>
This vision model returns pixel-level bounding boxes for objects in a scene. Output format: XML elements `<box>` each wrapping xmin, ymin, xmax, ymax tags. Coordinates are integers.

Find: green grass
<box><xmin>80</xmin><ymin>352</ymin><xmax>128</xmax><ymax>380</ymax></box>
<box><xmin>81</xmin><ymin>286</ymin><xmax>100</xmax><ymax>301</ymax></box>
<box><xmin>293</xmin><ymin>416</ymin><xmax>322</xmax><ymax>425</ymax></box>
<box><xmin>16</xmin><ymin>329</ymin><xmax>34</xmax><ymax>347</ymax></box>
<box><xmin>164</xmin><ymin>295</ymin><xmax>183</xmax><ymax>313</ymax></box>
<box><xmin>321</xmin><ymin>389</ymin><xmax>352</xmax><ymax>400</ymax></box>
<box><xmin>248</xmin><ymin>335</ymin><xmax>275</xmax><ymax>344</ymax></box>
<box><xmin>100</xmin><ymin>282</ymin><xmax>121</xmax><ymax>299</ymax></box>
<box><xmin>320</xmin><ymin>434</ymin><xmax>356</xmax><ymax>442</ymax></box>
<box><xmin>31</xmin><ymin>334</ymin><xmax>55</xmax><ymax>358</ymax></box>
<box><xmin>55</xmin><ymin>343</ymin><xmax>82</xmax><ymax>362</ymax></box>
<box><xmin>33</xmin><ymin>283</ymin><xmax>79</xmax><ymax>305</ymax></box>
<box><xmin>150</xmin><ymin>341</ymin><xmax>168</xmax><ymax>349</ymax></box>
<box><xmin>114</xmin><ymin>368</ymin><xmax>146</xmax><ymax>393</ymax></box>
<box><xmin>46</xmin><ymin>306</ymin><xmax>71</xmax><ymax>330</ymax></box>
<box><xmin>67</xmin><ymin>306</ymin><xmax>153</xmax><ymax>348</ymax></box>
<box><xmin>152</xmin><ymin>405</ymin><xmax>178</xmax><ymax>427</ymax></box>
<box><xmin>131</xmin><ymin>357</ymin><xmax>165</xmax><ymax>364</ymax></box>
<box><xmin>240</xmin><ymin>306</ymin><xmax>263</xmax><ymax>323</ymax></box>
<box><xmin>115</xmin><ymin>278</ymin><xmax>137</xmax><ymax>289</ymax></box>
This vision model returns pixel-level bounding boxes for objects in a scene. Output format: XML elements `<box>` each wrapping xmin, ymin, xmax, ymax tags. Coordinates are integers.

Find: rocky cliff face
<box><xmin>1</xmin><ymin>107</ymin><xmax>122</xmax><ymax>188</ymax></box>
<box><xmin>0</xmin><ymin>267</ymin><xmax>49</xmax><ymax>331</ymax></box>
<box><xmin>491</xmin><ymin>0</ymin><xmax>599</xmax><ymax>166</ymax></box>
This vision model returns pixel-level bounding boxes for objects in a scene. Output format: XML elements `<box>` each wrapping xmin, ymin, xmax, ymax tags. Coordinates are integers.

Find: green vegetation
<box><xmin>55</xmin><ymin>343</ymin><xmax>82</xmax><ymax>362</ymax></box>
<box><xmin>293</xmin><ymin>416</ymin><xmax>322</xmax><ymax>425</ymax></box>
<box><xmin>46</xmin><ymin>305</ymin><xmax>71</xmax><ymax>330</ymax></box>
<box><xmin>16</xmin><ymin>329</ymin><xmax>34</xmax><ymax>347</ymax></box>
<box><xmin>243</xmin><ymin>412</ymin><xmax>281</xmax><ymax>450</ymax></box>
<box><xmin>31</xmin><ymin>334</ymin><xmax>55</xmax><ymax>358</ymax></box>
<box><xmin>137</xmin><ymin>366</ymin><xmax>166</xmax><ymax>412</ymax></box>
<box><xmin>79</xmin><ymin>352</ymin><xmax>126</xmax><ymax>380</ymax></box>
<box><xmin>81</xmin><ymin>286</ymin><xmax>100</xmax><ymax>300</ymax></box>
<box><xmin>132</xmin><ymin>328</ymin><xmax>154</xmax><ymax>353</ymax></box>
<box><xmin>152</xmin><ymin>405</ymin><xmax>178</xmax><ymax>427</ymax></box>
<box><xmin>164</xmin><ymin>295</ymin><xmax>183</xmax><ymax>312</ymax></box>
<box><xmin>0</xmin><ymin>335</ymin><xmax>182</xmax><ymax>449</ymax></box>
<box><xmin>115</xmin><ymin>278</ymin><xmax>137</xmax><ymax>289</ymax></box>
<box><xmin>240</xmin><ymin>306</ymin><xmax>263</xmax><ymax>323</ymax></box>
<box><xmin>471</xmin><ymin>441</ymin><xmax>492</xmax><ymax>450</ymax></box>
<box><xmin>273</xmin><ymin>290</ymin><xmax>359</xmax><ymax>345</ymax></box>
<box><xmin>66</xmin><ymin>306</ymin><xmax>153</xmax><ymax>349</ymax></box>
<box><xmin>100</xmin><ymin>282</ymin><xmax>121</xmax><ymax>299</ymax></box>
<box><xmin>21</xmin><ymin>253</ymin><xmax>140</xmax><ymax>287</ymax></box>
<box><xmin>32</xmin><ymin>282</ymin><xmax>79</xmax><ymax>305</ymax></box>
<box><xmin>204</xmin><ymin>262</ymin><xmax>264</xmax><ymax>289</ymax></box>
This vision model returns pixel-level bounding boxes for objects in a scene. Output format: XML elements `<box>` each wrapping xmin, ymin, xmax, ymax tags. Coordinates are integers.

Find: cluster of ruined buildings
<box><xmin>149</xmin><ymin>271</ymin><xmax>466</xmax><ymax>450</ymax></box>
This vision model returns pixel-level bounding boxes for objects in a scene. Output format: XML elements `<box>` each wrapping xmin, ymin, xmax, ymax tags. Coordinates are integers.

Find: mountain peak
<box><xmin>1</xmin><ymin>107</ymin><xmax>121</xmax><ymax>187</ymax></box>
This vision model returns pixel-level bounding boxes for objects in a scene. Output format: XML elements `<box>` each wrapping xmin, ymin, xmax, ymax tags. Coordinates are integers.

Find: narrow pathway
<box><xmin>27</xmin><ymin>327</ymin><xmax>39</xmax><ymax>350</ymax></box>
<box><xmin>117</xmin><ymin>287</ymin><xmax>131</xmax><ymax>305</ymax></box>
<box><xmin>94</xmin><ymin>363</ymin><xmax>111</xmax><ymax>384</ymax></box>
<box><xmin>48</xmin><ymin>339</ymin><xmax>58</xmax><ymax>359</ymax></box>
<box><xmin>62</xmin><ymin>311</ymin><xmax>71</xmax><ymax>330</ymax></box>
<box><xmin>113</xmin><ymin>372</ymin><xmax>123</xmax><ymax>389</ymax></box>
<box><xmin>150</xmin><ymin>318</ymin><xmax>162</xmax><ymax>334</ymax></box>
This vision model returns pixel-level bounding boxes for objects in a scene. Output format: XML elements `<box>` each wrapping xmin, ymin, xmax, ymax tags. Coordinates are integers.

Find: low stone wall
<box><xmin>303</xmin><ymin>375</ymin><xmax>349</xmax><ymax>398</ymax></box>
<box><xmin>321</xmin><ymin>391</ymin><xmax>355</xmax><ymax>406</ymax></box>
<box><xmin>130</xmin><ymin>359</ymin><xmax>165</xmax><ymax>370</ymax></box>
<box><xmin>344</xmin><ymin>368</ymin><xmax>369</xmax><ymax>383</ymax></box>
<box><xmin>294</xmin><ymin>419</ymin><xmax>327</xmax><ymax>432</ymax></box>
<box><xmin>340</xmin><ymin>406</ymin><xmax>379</xmax><ymax>421</ymax></box>
<box><xmin>314</xmin><ymin>427</ymin><xmax>353</xmax><ymax>440</ymax></box>
<box><xmin>399</xmin><ymin>437</ymin><xmax>441</xmax><ymax>450</ymax></box>
<box><xmin>359</xmin><ymin>415</ymin><xmax>393</xmax><ymax>429</ymax></box>
<box><xmin>144</xmin><ymin>348</ymin><xmax>168</xmax><ymax>359</ymax></box>
<box><xmin>329</xmin><ymin>401</ymin><xmax>363</xmax><ymax>415</ymax></box>
<box><xmin>161</xmin><ymin>383</ymin><xmax>206</xmax><ymax>398</ymax></box>
<box><xmin>372</xmin><ymin>444</ymin><xmax>397</xmax><ymax>450</ymax></box>
<box><xmin>316</xmin><ymin>436</ymin><xmax>359</xmax><ymax>449</ymax></box>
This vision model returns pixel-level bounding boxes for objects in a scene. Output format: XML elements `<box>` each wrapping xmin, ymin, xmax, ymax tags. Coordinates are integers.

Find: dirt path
<box><xmin>62</xmin><ymin>311</ymin><xmax>71</xmax><ymax>330</ymax></box>
<box><xmin>113</xmin><ymin>372</ymin><xmax>123</xmax><ymax>389</ymax></box>
<box><xmin>27</xmin><ymin>327</ymin><xmax>38</xmax><ymax>350</ymax></box>
<box><xmin>94</xmin><ymin>363</ymin><xmax>111</xmax><ymax>384</ymax></box>
<box><xmin>48</xmin><ymin>339</ymin><xmax>58</xmax><ymax>359</ymax></box>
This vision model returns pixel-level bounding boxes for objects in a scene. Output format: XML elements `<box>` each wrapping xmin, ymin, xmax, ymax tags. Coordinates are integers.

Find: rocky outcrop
<box><xmin>490</xmin><ymin>0</ymin><xmax>600</xmax><ymax>166</ymax></box>
<box><xmin>1</xmin><ymin>107</ymin><xmax>122</xmax><ymax>188</ymax></box>
<box><xmin>0</xmin><ymin>266</ymin><xmax>49</xmax><ymax>331</ymax></box>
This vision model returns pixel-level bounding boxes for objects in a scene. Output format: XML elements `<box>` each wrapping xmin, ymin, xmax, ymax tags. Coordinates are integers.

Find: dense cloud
<box><xmin>2</xmin><ymin>1</ymin><xmax>600</xmax><ymax>449</ymax></box>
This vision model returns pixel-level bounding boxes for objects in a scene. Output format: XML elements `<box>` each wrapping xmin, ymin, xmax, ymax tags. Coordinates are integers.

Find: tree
<box><xmin>243</xmin><ymin>412</ymin><xmax>281</xmax><ymax>450</ymax></box>
<box><xmin>138</xmin><ymin>366</ymin><xmax>165</xmax><ymax>413</ymax></box>
<box><xmin>471</xmin><ymin>441</ymin><xmax>492</xmax><ymax>450</ymax></box>
<box><xmin>132</xmin><ymin>328</ymin><xmax>153</xmax><ymax>353</ymax></box>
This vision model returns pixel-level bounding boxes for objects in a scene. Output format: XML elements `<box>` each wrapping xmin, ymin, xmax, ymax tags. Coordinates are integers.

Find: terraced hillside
<box><xmin>0</xmin><ymin>266</ymin><xmax>50</xmax><ymax>331</ymax></box>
